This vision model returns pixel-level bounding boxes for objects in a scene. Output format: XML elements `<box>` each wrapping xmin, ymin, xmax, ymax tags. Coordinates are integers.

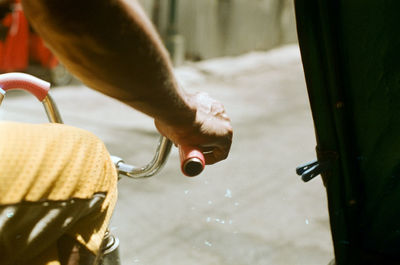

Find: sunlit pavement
<box><xmin>0</xmin><ymin>44</ymin><xmax>333</xmax><ymax>265</ymax></box>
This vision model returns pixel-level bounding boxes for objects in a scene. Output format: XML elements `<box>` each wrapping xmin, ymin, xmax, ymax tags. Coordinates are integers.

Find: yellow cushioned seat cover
<box><xmin>0</xmin><ymin>121</ymin><xmax>118</xmax><ymax>264</ymax></box>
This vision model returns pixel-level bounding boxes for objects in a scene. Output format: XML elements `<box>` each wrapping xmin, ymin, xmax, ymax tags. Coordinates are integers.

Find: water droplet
<box><xmin>215</xmin><ymin>218</ymin><xmax>225</xmax><ymax>224</ymax></box>
<box><xmin>305</xmin><ymin>219</ymin><xmax>309</xmax><ymax>225</ymax></box>
<box><xmin>204</xmin><ymin>180</ymin><xmax>209</xmax><ymax>185</ymax></box>
<box><xmin>184</xmin><ymin>190</ymin><xmax>189</xmax><ymax>195</ymax></box>
<box><xmin>204</xmin><ymin>240</ymin><xmax>212</xmax><ymax>247</ymax></box>
<box><xmin>206</xmin><ymin>217</ymin><xmax>211</xmax><ymax>222</ymax></box>
<box><xmin>61</xmin><ymin>202</ymin><xmax>67</xmax><ymax>207</ymax></box>
<box><xmin>229</xmin><ymin>220</ymin><xmax>233</xmax><ymax>225</ymax></box>
<box><xmin>43</xmin><ymin>202</ymin><xmax>49</xmax><ymax>207</ymax></box>
<box><xmin>208</xmin><ymin>200</ymin><xmax>213</xmax><ymax>205</ymax></box>
<box><xmin>234</xmin><ymin>202</ymin><xmax>239</xmax><ymax>206</ymax></box>
<box><xmin>133</xmin><ymin>258</ymin><xmax>140</xmax><ymax>263</ymax></box>
<box><xmin>225</xmin><ymin>189</ymin><xmax>232</xmax><ymax>198</ymax></box>
<box><xmin>6</xmin><ymin>211</ymin><xmax>14</xmax><ymax>218</ymax></box>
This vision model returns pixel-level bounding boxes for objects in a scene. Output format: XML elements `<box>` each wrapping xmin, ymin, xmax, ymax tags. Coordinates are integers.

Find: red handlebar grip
<box><xmin>179</xmin><ymin>146</ymin><xmax>205</xmax><ymax>177</ymax></box>
<box><xmin>0</xmin><ymin>73</ymin><xmax>50</xmax><ymax>101</ymax></box>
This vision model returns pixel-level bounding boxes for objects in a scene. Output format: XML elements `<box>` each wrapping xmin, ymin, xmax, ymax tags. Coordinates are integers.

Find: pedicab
<box><xmin>295</xmin><ymin>1</ymin><xmax>400</xmax><ymax>264</ymax></box>
<box><xmin>0</xmin><ymin>72</ymin><xmax>205</xmax><ymax>264</ymax></box>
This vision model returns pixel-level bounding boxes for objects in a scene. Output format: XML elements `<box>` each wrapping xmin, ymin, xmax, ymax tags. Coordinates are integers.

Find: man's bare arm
<box><xmin>21</xmin><ymin>0</ymin><xmax>193</xmax><ymax>124</ymax></box>
<box><xmin>21</xmin><ymin>0</ymin><xmax>232</xmax><ymax>164</ymax></box>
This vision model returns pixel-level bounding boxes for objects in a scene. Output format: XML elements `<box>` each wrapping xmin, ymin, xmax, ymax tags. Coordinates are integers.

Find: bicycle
<box><xmin>0</xmin><ymin>72</ymin><xmax>205</xmax><ymax>264</ymax></box>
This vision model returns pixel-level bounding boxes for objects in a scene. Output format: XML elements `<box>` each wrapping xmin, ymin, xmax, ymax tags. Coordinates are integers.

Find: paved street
<box><xmin>0</xmin><ymin>44</ymin><xmax>333</xmax><ymax>265</ymax></box>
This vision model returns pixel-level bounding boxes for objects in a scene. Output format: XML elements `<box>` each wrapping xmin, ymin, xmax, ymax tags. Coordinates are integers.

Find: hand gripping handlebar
<box><xmin>0</xmin><ymin>73</ymin><xmax>204</xmax><ymax>177</ymax></box>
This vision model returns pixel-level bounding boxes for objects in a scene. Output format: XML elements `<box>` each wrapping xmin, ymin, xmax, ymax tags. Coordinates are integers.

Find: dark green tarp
<box><xmin>295</xmin><ymin>1</ymin><xmax>400</xmax><ymax>264</ymax></box>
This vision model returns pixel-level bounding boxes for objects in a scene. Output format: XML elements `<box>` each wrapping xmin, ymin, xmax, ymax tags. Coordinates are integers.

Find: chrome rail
<box><xmin>42</xmin><ymin>95</ymin><xmax>63</xmax><ymax>123</ymax></box>
<box><xmin>111</xmin><ymin>136</ymin><xmax>172</xmax><ymax>179</ymax></box>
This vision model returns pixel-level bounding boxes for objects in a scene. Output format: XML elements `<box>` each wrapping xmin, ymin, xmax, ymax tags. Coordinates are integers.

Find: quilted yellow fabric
<box><xmin>0</xmin><ymin>121</ymin><xmax>118</xmax><ymax>263</ymax></box>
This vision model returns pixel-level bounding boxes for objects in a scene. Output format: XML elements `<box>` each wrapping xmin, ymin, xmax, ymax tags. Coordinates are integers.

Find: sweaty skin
<box><xmin>20</xmin><ymin>0</ymin><xmax>232</xmax><ymax>164</ymax></box>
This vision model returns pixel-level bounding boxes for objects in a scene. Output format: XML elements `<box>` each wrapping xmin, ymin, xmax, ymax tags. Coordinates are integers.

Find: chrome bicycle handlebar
<box><xmin>111</xmin><ymin>136</ymin><xmax>172</xmax><ymax>179</ymax></box>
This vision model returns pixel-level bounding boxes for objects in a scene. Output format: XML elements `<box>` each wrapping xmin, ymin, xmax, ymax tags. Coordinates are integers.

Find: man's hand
<box><xmin>155</xmin><ymin>92</ymin><xmax>233</xmax><ymax>165</ymax></box>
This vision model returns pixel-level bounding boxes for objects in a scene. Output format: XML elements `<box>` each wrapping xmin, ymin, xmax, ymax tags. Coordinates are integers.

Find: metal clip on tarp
<box><xmin>296</xmin><ymin>159</ymin><xmax>332</xmax><ymax>182</ymax></box>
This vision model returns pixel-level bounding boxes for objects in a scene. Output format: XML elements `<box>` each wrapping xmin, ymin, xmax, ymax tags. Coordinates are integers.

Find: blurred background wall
<box><xmin>138</xmin><ymin>0</ymin><xmax>297</xmax><ymax>62</ymax></box>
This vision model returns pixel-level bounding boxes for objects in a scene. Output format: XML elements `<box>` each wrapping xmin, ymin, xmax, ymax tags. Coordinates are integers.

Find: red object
<box><xmin>0</xmin><ymin>2</ymin><xmax>28</xmax><ymax>71</ymax></box>
<box><xmin>29</xmin><ymin>34</ymin><xmax>58</xmax><ymax>69</ymax></box>
<box><xmin>179</xmin><ymin>146</ymin><xmax>205</xmax><ymax>177</ymax></box>
<box><xmin>0</xmin><ymin>0</ymin><xmax>58</xmax><ymax>72</ymax></box>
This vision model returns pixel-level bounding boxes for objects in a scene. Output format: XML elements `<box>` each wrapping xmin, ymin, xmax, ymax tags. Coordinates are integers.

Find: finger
<box><xmin>203</xmin><ymin>152</ymin><xmax>218</xmax><ymax>165</ymax></box>
<box><xmin>211</xmin><ymin>101</ymin><xmax>225</xmax><ymax>114</ymax></box>
<box><xmin>203</xmin><ymin>147</ymin><xmax>229</xmax><ymax>165</ymax></box>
